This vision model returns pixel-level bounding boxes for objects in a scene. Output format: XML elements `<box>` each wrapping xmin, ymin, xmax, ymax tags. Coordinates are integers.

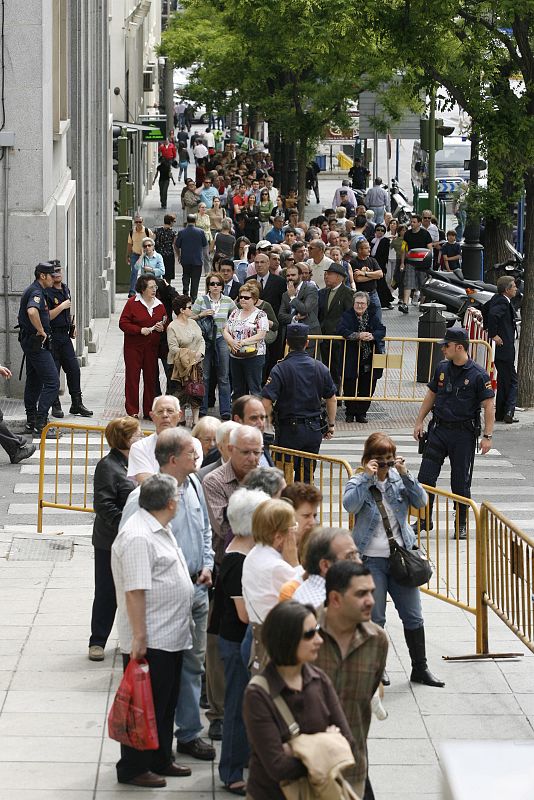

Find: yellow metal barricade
<box><xmin>271</xmin><ymin>445</ymin><xmax>353</xmax><ymax>530</ymax></box>
<box><xmin>305</xmin><ymin>335</ymin><xmax>493</xmax><ymax>402</ymax></box>
<box><xmin>37</xmin><ymin>422</ymin><xmax>108</xmax><ymax>532</ymax></box>
<box><xmin>480</xmin><ymin>502</ymin><xmax>534</xmax><ymax>655</ymax></box>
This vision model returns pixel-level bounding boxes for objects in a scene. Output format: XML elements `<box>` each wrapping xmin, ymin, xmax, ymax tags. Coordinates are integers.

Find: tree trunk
<box><xmin>517</xmin><ymin>167</ymin><xmax>534</xmax><ymax>407</ymax></box>
<box><xmin>297</xmin><ymin>136</ymin><xmax>308</xmax><ymax>219</ymax></box>
<box><xmin>483</xmin><ymin>217</ymin><xmax>513</xmax><ymax>283</ymax></box>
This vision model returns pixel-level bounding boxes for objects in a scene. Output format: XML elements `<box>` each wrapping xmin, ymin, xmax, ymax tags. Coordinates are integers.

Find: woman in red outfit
<box><xmin>119</xmin><ymin>275</ymin><xmax>167</xmax><ymax>419</ymax></box>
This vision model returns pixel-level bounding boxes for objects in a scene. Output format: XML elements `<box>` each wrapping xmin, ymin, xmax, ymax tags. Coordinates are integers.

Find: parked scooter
<box><xmin>389</xmin><ymin>178</ymin><xmax>413</xmax><ymax>224</ymax></box>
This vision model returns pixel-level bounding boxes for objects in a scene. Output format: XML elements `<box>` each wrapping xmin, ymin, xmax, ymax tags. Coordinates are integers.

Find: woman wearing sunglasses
<box><xmin>343</xmin><ymin>432</ymin><xmax>444</xmax><ymax>688</ymax></box>
<box><xmin>192</xmin><ymin>272</ymin><xmax>235</xmax><ymax>419</ymax></box>
<box><xmin>243</xmin><ymin>600</ymin><xmax>354</xmax><ymax>800</ymax></box>
<box><xmin>223</xmin><ymin>281</ymin><xmax>268</xmax><ymax>400</ymax></box>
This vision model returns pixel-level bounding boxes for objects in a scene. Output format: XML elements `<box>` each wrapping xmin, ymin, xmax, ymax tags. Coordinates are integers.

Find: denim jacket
<box><xmin>343</xmin><ymin>468</ymin><xmax>427</xmax><ymax>554</ymax></box>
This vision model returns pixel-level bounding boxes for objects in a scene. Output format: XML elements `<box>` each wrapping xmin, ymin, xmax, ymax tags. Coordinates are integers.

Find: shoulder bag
<box><xmin>198</xmin><ymin>296</ymin><xmax>217</xmax><ymax>344</ymax></box>
<box><xmin>369</xmin><ymin>485</ymin><xmax>432</xmax><ymax>587</ymax></box>
<box><xmin>249</xmin><ymin>675</ymin><xmax>360</xmax><ymax>800</ymax></box>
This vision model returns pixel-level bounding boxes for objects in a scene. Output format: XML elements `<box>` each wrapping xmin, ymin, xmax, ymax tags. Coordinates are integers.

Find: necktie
<box><xmin>260</xmin><ymin>277</ymin><xmax>264</xmax><ymax>290</ymax></box>
<box><xmin>327</xmin><ymin>289</ymin><xmax>335</xmax><ymax>309</ymax></box>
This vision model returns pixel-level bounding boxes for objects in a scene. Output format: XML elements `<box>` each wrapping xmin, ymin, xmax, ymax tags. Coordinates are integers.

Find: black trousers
<box><xmin>182</xmin><ymin>264</ymin><xmax>202</xmax><ymax>301</ymax></box>
<box><xmin>495</xmin><ymin>357</ymin><xmax>518</xmax><ymax>420</ymax></box>
<box><xmin>344</xmin><ymin>369</ymin><xmax>378</xmax><ymax>417</ymax></box>
<box><xmin>162</xmin><ymin>252</ymin><xmax>176</xmax><ymax>282</ymax></box>
<box><xmin>277</xmin><ymin>418</ymin><xmax>323</xmax><ymax>483</ymax></box>
<box><xmin>418</xmin><ymin>424</ymin><xmax>475</xmax><ymax>525</ymax></box>
<box><xmin>89</xmin><ymin>547</ymin><xmax>117</xmax><ymax>648</ymax></box>
<box><xmin>159</xmin><ymin>179</ymin><xmax>169</xmax><ymax>207</ymax></box>
<box><xmin>117</xmin><ymin>648</ymin><xmax>183</xmax><ymax>782</ymax></box>
<box><xmin>52</xmin><ymin>333</ymin><xmax>81</xmax><ymax>397</ymax></box>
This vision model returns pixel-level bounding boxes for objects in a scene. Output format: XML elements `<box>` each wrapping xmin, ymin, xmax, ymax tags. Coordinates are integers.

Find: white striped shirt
<box><xmin>112</xmin><ymin>508</ymin><xmax>194</xmax><ymax>653</ymax></box>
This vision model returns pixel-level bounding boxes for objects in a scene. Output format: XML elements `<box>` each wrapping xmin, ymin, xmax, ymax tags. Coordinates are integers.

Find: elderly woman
<box><xmin>223</xmin><ymin>281</ymin><xmax>269</xmax><ymax>400</ymax></box>
<box><xmin>119</xmin><ymin>275</ymin><xmax>167</xmax><ymax>419</ymax></box>
<box><xmin>371</xmin><ymin>223</ymin><xmax>395</xmax><ymax>310</ymax></box>
<box><xmin>88</xmin><ymin>416</ymin><xmax>141</xmax><ymax>661</ymax></box>
<box><xmin>243</xmin><ymin>601</ymin><xmax>354</xmax><ymax>800</ymax></box>
<box><xmin>197</xmin><ymin>202</ymin><xmax>213</xmax><ymax>273</ymax></box>
<box><xmin>241</xmin><ymin>499</ymin><xmax>300</xmax><ymax>674</ymax></box>
<box><xmin>343</xmin><ymin>432</ymin><xmax>444</xmax><ymax>688</ymax></box>
<box><xmin>243</xmin><ymin>466</ymin><xmax>286</xmax><ymax>497</ymax></box>
<box><xmin>337</xmin><ymin>290</ymin><xmax>386</xmax><ymax>424</ymax></box>
<box><xmin>192</xmin><ymin>415</ymin><xmax>221</xmax><ymax>460</ymax></box>
<box><xmin>192</xmin><ymin>271</ymin><xmax>235</xmax><ymax>419</ymax></box>
<box><xmin>135</xmin><ymin>237</ymin><xmax>165</xmax><ymax>280</ymax></box>
<box><xmin>216</xmin><ymin>488</ymin><xmax>270</xmax><ymax>796</ymax></box>
<box><xmin>166</xmin><ymin>294</ymin><xmax>205</xmax><ymax>427</ymax></box>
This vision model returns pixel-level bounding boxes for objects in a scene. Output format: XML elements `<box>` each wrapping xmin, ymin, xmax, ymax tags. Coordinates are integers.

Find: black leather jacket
<box><xmin>92</xmin><ymin>449</ymin><xmax>135</xmax><ymax>550</ymax></box>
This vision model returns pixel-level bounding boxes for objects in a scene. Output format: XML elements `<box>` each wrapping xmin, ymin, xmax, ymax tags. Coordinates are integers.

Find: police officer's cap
<box><xmin>49</xmin><ymin>259</ymin><xmax>62</xmax><ymax>272</ymax></box>
<box><xmin>35</xmin><ymin>262</ymin><xmax>55</xmax><ymax>275</ymax></box>
<box><xmin>286</xmin><ymin>323</ymin><xmax>309</xmax><ymax>341</ymax></box>
<box><xmin>437</xmin><ymin>327</ymin><xmax>470</xmax><ymax>346</ymax></box>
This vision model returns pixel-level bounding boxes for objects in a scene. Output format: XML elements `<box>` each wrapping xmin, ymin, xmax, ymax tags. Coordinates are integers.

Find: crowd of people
<box><xmin>89</xmin><ymin>399</ymin><xmax>448</xmax><ymax>797</ymax></box>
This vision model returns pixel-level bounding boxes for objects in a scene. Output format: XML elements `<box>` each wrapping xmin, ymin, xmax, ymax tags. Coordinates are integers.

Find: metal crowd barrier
<box><xmin>305</xmin><ymin>335</ymin><xmax>493</xmax><ymax>402</ymax></box>
<box><xmin>480</xmin><ymin>502</ymin><xmax>534</xmax><ymax>655</ymax></box>
<box><xmin>271</xmin><ymin>445</ymin><xmax>353</xmax><ymax>530</ymax></box>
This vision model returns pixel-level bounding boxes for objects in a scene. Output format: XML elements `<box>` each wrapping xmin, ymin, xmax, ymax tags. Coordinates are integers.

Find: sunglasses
<box><xmin>185</xmin><ymin>305</ymin><xmax>192</xmax><ymax>309</ymax></box>
<box><xmin>209</xmin><ymin>282</ymin><xmax>222</xmax><ymax>287</ymax></box>
<box><xmin>375</xmin><ymin>460</ymin><xmax>395</xmax><ymax>468</ymax></box>
<box><xmin>302</xmin><ymin>624</ymin><xmax>321</xmax><ymax>641</ymax></box>
<box><xmin>239</xmin><ymin>295</ymin><xmax>252</xmax><ymax>300</ymax></box>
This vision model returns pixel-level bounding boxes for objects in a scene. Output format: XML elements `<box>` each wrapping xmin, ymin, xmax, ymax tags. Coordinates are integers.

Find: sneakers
<box><xmin>412</xmin><ymin>520</ymin><xmax>433</xmax><ymax>534</ymax></box>
<box><xmin>10</xmin><ymin>443</ymin><xmax>36</xmax><ymax>464</ymax></box>
<box><xmin>452</xmin><ymin>524</ymin><xmax>467</xmax><ymax>540</ymax></box>
<box><xmin>399</xmin><ymin>302</ymin><xmax>409</xmax><ymax>314</ymax></box>
<box><xmin>88</xmin><ymin>645</ymin><xmax>105</xmax><ymax>661</ymax></box>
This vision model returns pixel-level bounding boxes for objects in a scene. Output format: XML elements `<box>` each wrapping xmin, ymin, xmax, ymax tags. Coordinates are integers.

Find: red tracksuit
<box><xmin>119</xmin><ymin>297</ymin><xmax>167</xmax><ymax>417</ymax></box>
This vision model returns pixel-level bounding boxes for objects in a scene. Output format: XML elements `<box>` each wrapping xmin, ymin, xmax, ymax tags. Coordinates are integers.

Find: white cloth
<box><xmin>242</xmin><ymin>544</ymin><xmax>299</xmax><ymax>623</ymax></box>
<box><xmin>127</xmin><ymin>432</ymin><xmax>203</xmax><ymax>481</ymax></box>
<box><xmin>307</xmin><ymin>256</ymin><xmax>333</xmax><ymax>289</ymax></box>
<box><xmin>111</xmin><ymin>508</ymin><xmax>194</xmax><ymax>653</ymax></box>
<box><xmin>193</xmin><ymin>143</ymin><xmax>209</xmax><ymax>159</ymax></box>
<box><xmin>364</xmin><ymin>479</ymin><xmax>405</xmax><ymax>557</ymax></box>
<box><xmin>293</xmin><ymin>574</ymin><xmax>326</xmax><ymax>608</ymax></box>
<box><xmin>135</xmin><ymin>295</ymin><xmax>163</xmax><ymax>316</ymax></box>
<box><xmin>424</xmin><ymin>223</ymin><xmax>440</xmax><ymax>242</ymax></box>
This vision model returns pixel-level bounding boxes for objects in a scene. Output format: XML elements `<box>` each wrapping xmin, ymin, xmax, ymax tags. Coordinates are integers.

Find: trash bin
<box><xmin>315</xmin><ymin>154</ymin><xmax>326</xmax><ymax>171</ymax></box>
<box><xmin>417</xmin><ymin>302</ymin><xmax>447</xmax><ymax>383</ymax></box>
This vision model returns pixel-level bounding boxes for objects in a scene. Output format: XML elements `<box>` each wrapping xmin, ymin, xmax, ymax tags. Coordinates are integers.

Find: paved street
<box><xmin>0</xmin><ymin>173</ymin><xmax>533</xmax><ymax>798</ymax></box>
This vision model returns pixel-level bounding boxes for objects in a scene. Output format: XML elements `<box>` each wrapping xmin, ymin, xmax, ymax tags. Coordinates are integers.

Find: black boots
<box><xmin>51</xmin><ymin>398</ymin><xmax>64</xmax><ymax>418</ymax></box>
<box><xmin>404</xmin><ymin>627</ymin><xmax>445</xmax><ymax>687</ymax></box>
<box><xmin>24</xmin><ymin>413</ymin><xmax>36</xmax><ymax>434</ymax></box>
<box><xmin>69</xmin><ymin>393</ymin><xmax>93</xmax><ymax>417</ymax></box>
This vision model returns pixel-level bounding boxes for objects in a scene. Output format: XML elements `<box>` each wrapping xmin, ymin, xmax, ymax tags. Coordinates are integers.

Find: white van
<box><xmin>411</xmin><ymin>137</ymin><xmax>486</xmax><ymax>198</ymax></box>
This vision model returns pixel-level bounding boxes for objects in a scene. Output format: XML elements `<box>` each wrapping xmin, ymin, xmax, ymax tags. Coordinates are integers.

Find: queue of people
<box><xmin>91</xmin><ymin>409</ymin><xmax>450</xmax><ymax>797</ymax></box>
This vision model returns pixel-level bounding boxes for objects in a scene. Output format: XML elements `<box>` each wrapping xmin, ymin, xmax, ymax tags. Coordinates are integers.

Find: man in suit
<box><xmin>219</xmin><ymin>259</ymin><xmax>241</xmax><ymax>299</ymax></box>
<box><xmin>278</xmin><ymin>263</ymin><xmax>321</xmax><ymax>357</ymax></box>
<box><xmin>251</xmin><ymin>251</ymin><xmax>287</xmax><ymax>374</ymax></box>
<box><xmin>486</xmin><ymin>276</ymin><xmax>518</xmax><ymax>423</ymax></box>
<box><xmin>318</xmin><ymin>263</ymin><xmax>355</xmax><ymax>385</ymax></box>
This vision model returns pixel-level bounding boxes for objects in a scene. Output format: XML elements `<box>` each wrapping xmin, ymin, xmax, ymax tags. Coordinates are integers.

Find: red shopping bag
<box><xmin>108</xmin><ymin>658</ymin><xmax>159</xmax><ymax>750</ymax></box>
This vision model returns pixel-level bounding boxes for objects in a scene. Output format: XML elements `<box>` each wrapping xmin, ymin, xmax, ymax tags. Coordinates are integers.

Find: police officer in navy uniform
<box><xmin>18</xmin><ymin>262</ymin><xmax>61</xmax><ymax>436</ymax></box>
<box><xmin>413</xmin><ymin>327</ymin><xmax>495</xmax><ymax>539</ymax></box>
<box><xmin>45</xmin><ymin>262</ymin><xmax>92</xmax><ymax>419</ymax></box>
<box><xmin>261</xmin><ymin>323</ymin><xmax>337</xmax><ymax>482</ymax></box>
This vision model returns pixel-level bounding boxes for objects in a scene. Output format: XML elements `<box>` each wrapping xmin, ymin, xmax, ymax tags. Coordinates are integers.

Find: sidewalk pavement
<box><xmin>1</xmin><ymin>174</ymin><xmax>533</xmax><ymax>799</ymax></box>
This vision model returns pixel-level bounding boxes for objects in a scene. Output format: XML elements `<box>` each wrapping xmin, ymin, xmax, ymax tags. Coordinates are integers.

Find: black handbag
<box><xmin>369</xmin><ymin>485</ymin><xmax>432</xmax><ymax>588</ymax></box>
<box><xmin>198</xmin><ymin>296</ymin><xmax>217</xmax><ymax>344</ymax></box>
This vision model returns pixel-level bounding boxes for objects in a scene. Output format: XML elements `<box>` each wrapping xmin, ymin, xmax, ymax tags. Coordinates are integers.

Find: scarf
<box><xmin>353</xmin><ymin>310</ymin><xmax>373</xmax><ymax>361</ymax></box>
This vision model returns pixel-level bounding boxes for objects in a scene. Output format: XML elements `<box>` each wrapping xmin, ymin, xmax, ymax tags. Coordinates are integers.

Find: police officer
<box><xmin>45</xmin><ymin>262</ymin><xmax>92</xmax><ymax>419</ymax></box>
<box><xmin>18</xmin><ymin>262</ymin><xmax>61</xmax><ymax>436</ymax></box>
<box><xmin>413</xmin><ymin>327</ymin><xmax>495</xmax><ymax>539</ymax></box>
<box><xmin>261</xmin><ymin>323</ymin><xmax>337</xmax><ymax>482</ymax></box>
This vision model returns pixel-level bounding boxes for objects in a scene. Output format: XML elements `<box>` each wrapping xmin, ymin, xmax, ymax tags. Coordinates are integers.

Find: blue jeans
<box><xmin>202</xmin><ymin>337</ymin><xmax>231</xmax><ymax>416</ymax></box>
<box><xmin>362</xmin><ymin>555</ymin><xmax>424</xmax><ymax>631</ymax></box>
<box><xmin>218</xmin><ymin>636</ymin><xmax>250</xmax><ymax>785</ymax></box>
<box><xmin>128</xmin><ymin>253</ymin><xmax>140</xmax><ymax>296</ymax></box>
<box><xmin>368</xmin><ymin>290</ymin><xmax>382</xmax><ymax>324</ymax></box>
<box><xmin>230</xmin><ymin>354</ymin><xmax>265</xmax><ymax>400</ymax></box>
<box><xmin>174</xmin><ymin>586</ymin><xmax>209</xmax><ymax>743</ymax></box>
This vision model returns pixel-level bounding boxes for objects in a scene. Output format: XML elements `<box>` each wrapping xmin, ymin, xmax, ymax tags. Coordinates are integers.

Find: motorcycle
<box><xmin>489</xmin><ymin>240</ymin><xmax>524</xmax><ymax>312</ymax></box>
<box><xmin>389</xmin><ymin>178</ymin><xmax>413</xmax><ymax>224</ymax></box>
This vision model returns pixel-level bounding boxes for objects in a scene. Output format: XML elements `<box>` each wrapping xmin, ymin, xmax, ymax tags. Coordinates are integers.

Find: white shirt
<box><xmin>293</xmin><ymin>574</ymin><xmax>326</xmax><ymax>608</ymax></box>
<box><xmin>242</xmin><ymin>544</ymin><xmax>299</xmax><ymax>623</ymax></box>
<box><xmin>193</xmin><ymin>143</ymin><xmax>209</xmax><ymax>159</ymax></box>
<box><xmin>205</xmin><ymin>131</ymin><xmax>215</xmax><ymax>149</ymax></box>
<box><xmin>135</xmin><ymin>295</ymin><xmax>163</xmax><ymax>316</ymax></box>
<box><xmin>111</xmin><ymin>508</ymin><xmax>194</xmax><ymax>653</ymax></box>
<box><xmin>307</xmin><ymin>256</ymin><xmax>333</xmax><ymax>289</ymax></box>
<box><xmin>267</xmin><ymin>187</ymin><xmax>278</xmax><ymax>205</ymax></box>
<box><xmin>364</xmin><ymin>479</ymin><xmax>404</xmax><ymax>558</ymax></box>
<box><xmin>127</xmin><ymin>432</ymin><xmax>203</xmax><ymax>481</ymax></box>
<box><xmin>423</xmin><ymin>222</ymin><xmax>440</xmax><ymax>242</ymax></box>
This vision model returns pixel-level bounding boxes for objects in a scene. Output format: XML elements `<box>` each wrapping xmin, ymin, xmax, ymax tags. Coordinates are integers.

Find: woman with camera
<box><xmin>343</xmin><ymin>432</ymin><xmax>444</xmax><ymax>688</ymax></box>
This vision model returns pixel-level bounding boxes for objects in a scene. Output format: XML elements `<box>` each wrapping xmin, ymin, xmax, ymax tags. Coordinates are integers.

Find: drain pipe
<box><xmin>1</xmin><ymin>140</ymin><xmax>13</xmax><ymax>395</ymax></box>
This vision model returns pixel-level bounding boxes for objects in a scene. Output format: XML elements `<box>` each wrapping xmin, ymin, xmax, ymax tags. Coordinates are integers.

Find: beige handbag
<box><xmin>249</xmin><ymin>676</ymin><xmax>360</xmax><ymax>800</ymax></box>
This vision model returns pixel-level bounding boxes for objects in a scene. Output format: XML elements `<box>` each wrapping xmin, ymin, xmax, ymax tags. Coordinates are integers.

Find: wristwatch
<box><xmin>482</xmin><ymin>433</ymin><xmax>492</xmax><ymax>439</ymax></box>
